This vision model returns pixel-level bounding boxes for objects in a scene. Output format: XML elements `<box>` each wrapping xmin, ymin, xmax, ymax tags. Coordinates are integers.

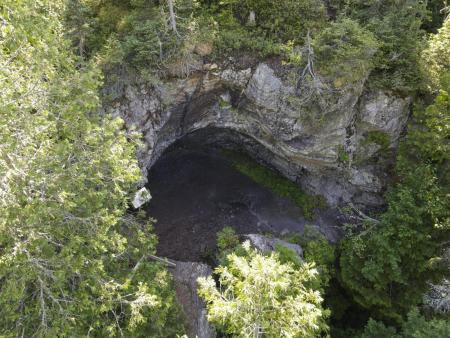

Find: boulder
<box><xmin>131</xmin><ymin>187</ymin><xmax>151</xmax><ymax>209</ymax></box>
<box><xmin>244</xmin><ymin>234</ymin><xmax>303</xmax><ymax>260</ymax></box>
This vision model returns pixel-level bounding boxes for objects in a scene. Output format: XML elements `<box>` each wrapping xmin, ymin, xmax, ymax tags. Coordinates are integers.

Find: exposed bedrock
<box><xmin>170</xmin><ymin>261</ymin><xmax>215</xmax><ymax>338</ymax></box>
<box><xmin>102</xmin><ymin>61</ymin><xmax>411</xmax><ymax>208</ymax></box>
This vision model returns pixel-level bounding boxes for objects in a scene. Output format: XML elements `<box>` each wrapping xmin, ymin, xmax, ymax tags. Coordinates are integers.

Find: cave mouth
<box><xmin>145</xmin><ymin>128</ymin><xmax>338</xmax><ymax>262</ymax></box>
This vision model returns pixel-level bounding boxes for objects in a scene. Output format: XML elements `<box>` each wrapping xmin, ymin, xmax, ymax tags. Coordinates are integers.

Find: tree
<box><xmin>360</xmin><ymin>308</ymin><xmax>450</xmax><ymax>338</ymax></box>
<box><xmin>0</xmin><ymin>1</ymin><xmax>183</xmax><ymax>336</ymax></box>
<box><xmin>198</xmin><ymin>241</ymin><xmax>329</xmax><ymax>337</ymax></box>
<box><xmin>167</xmin><ymin>0</ymin><xmax>178</xmax><ymax>34</ymax></box>
<box><xmin>339</xmin><ymin>21</ymin><xmax>450</xmax><ymax>322</ymax></box>
<box><xmin>333</xmin><ymin>0</ymin><xmax>429</xmax><ymax>92</ymax></box>
<box><xmin>313</xmin><ymin>18</ymin><xmax>378</xmax><ymax>86</ymax></box>
<box><xmin>422</xmin><ymin>15</ymin><xmax>450</xmax><ymax>91</ymax></box>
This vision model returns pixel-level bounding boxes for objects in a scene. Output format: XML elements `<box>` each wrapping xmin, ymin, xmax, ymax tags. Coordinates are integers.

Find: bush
<box><xmin>216</xmin><ymin>227</ymin><xmax>245</xmax><ymax>265</ymax></box>
<box><xmin>337</xmin><ymin>0</ymin><xmax>429</xmax><ymax>93</ymax></box>
<box><xmin>198</xmin><ymin>242</ymin><xmax>329</xmax><ymax>337</ymax></box>
<box><xmin>313</xmin><ymin>18</ymin><xmax>378</xmax><ymax>86</ymax></box>
<box><xmin>360</xmin><ymin>308</ymin><xmax>450</xmax><ymax>338</ymax></box>
<box><xmin>0</xmin><ymin>1</ymin><xmax>185</xmax><ymax>335</ymax></box>
<box><xmin>422</xmin><ymin>17</ymin><xmax>450</xmax><ymax>91</ymax></box>
<box><xmin>274</xmin><ymin>244</ymin><xmax>302</xmax><ymax>266</ymax></box>
<box><xmin>304</xmin><ymin>238</ymin><xmax>336</xmax><ymax>291</ymax></box>
<box><xmin>364</xmin><ymin>130</ymin><xmax>390</xmax><ymax>150</ymax></box>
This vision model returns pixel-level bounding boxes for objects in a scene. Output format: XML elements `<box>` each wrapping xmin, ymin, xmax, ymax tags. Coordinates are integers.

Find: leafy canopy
<box><xmin>198</xmin><ymin>241</ymin><xmax>329</xmax><ymax>337</ymax></box>
<box><xmin>360</xmin><ymin>308</ymin><xmax>450</xmax><ymax>338</ymax></box>
<box><xmin>339</xmin><ymin>16</ymin><xmax>450</xmax><ymax>323</ymax></box>
<box><xmin>0</xmin><ymin>0</ymin><xmax>183</xmax><ymax>336</ymax></box>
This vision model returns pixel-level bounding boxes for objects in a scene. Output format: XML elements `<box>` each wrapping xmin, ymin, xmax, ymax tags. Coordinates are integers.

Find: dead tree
<box><xmin>167</xmin><ymin>0</ymin><xmax>178</xmax><ymax>35</ymax></box>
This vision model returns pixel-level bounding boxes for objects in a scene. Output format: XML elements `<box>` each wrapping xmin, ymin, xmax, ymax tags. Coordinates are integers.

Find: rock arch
<box><xmin>103</xmin><ymin>62</ymin><xmax>411</xmax><ymax>207</ymax></box>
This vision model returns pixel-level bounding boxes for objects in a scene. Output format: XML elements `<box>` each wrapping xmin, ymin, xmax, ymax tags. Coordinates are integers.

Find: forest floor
<box><xmin>146</xmin><ymin>146</ymin><xmax>341</xmax><ymax>261</ymax></box>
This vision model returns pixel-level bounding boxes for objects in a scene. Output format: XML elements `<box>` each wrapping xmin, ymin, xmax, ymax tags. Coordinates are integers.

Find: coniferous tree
<box><xmin>0</xmin><ymin>1</ymin><xmax>183</xmax><ymax>336</ymax></box>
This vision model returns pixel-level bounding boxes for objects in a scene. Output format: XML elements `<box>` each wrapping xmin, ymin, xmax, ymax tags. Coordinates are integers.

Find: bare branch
<box><xmin>148</xmin><ymin>254</ymin><xmax>177</xmax><ymax>268</ymax></box>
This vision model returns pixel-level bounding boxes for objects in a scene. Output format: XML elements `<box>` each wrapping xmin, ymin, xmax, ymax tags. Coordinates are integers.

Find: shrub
<box><xmin>422</xmin><ymin>17</ymin><xmax>450</xmax><ymax>91</ymax></box>
<box><xmin>337</xmin><ymin>0</ymin><xmax>429</xmax><ymax>93</ymax></box>
<box><xmin>216</xmin><ymin>227</ymin><xmax>245</xmax><ymax>265</ymax></box>
<box><xmin>360</xmin><ymin>308</ymin><xmax>450</xmax><ymax>338</ymax></box>
<box><xmin>313</xmin><ymin>18</ymin><xmax>378</xmax><ymax>86</ymax></box>
<box><xmin>198</xmin><ymin>242</ymin><xmax>329</xmax><ymax>337</ymax></box>
<box><xmin>304</xmin><ymin>238</ymin><xmax>336</xmax><ymax>291</ymax></box>
<box><xmin>274</xmin><ymin>244</ymin><xmax>302</xmax><ymax>266</ymax></box>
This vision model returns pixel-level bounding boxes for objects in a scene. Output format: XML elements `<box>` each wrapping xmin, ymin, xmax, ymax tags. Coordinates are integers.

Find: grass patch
<box><xmin>223</xmin><ymin>150</ymin><xmax>327</xmax><ymax>220</ymax></box>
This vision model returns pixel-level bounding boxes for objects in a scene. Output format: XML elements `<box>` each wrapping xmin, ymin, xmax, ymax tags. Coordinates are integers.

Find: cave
<box><xmin>145</xmin><ymin>127</ymin><xmax>339</xmax><ymax>261</ymax></box>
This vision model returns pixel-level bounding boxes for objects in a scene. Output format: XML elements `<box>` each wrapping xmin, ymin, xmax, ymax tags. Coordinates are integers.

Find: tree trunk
<box><xmin>167</xmin><ymin>0</ymin><xmax>178</xmax><ymax>34</ymax></box>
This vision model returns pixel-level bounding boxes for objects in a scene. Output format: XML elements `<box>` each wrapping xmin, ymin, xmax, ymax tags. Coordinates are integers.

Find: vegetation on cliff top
<box><xmin>1</xmin><ymin>0</ymin><xmax>449</xmax><ymax>336</ymax></box>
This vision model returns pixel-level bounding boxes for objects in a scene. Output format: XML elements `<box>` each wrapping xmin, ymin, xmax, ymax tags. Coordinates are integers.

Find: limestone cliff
<box><xmin>101</xmin><ymin>59</ymin><xmax>411</xmax><ymax>208</ymax></box>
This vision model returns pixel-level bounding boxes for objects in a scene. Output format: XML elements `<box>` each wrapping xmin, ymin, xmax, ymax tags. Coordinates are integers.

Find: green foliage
<box><xmin>274</xmin><ymin>244</ymin><xmax>302</xmax><ymax>267</ymax></box>
<box><xmin>400</xmin><ymin>308</ymin><xmax>450</xmax><ymax>337</ymax></box>
<box><xmin>217</xmin><ymin>227</ymin><xmax>241</xmax><ymax>251</ymax></box>
<box><xmin>198</xmin><ymin>241</ymin><xmax>329</xmax><ymax>337</ymax></box>
<box><xmin>422</xmin><ymin>16</ymin><xmax>450</xmax><ymax>91</ymax></box>
<box><xmin>0</xmin><ymin>1</ymin><xmax>184</xmax><ymax>336</ymax></box>
<box><xmin>304</xmin><ymin>239</ymin><xmax>336</xmax><ymax>291</ymax></box>
<box><xmin>360</xmin><ymin>308</ymin><xmax>450</xmax><ymax>338</ymax></box>
<box><xmin>65</xmin><ymin>0</ymin><xmax>434</xmax><ymax>93</ymax></box>
<box><xmin>422</xmin><ymin>0</ymin><xmax>449</xmax><ymax>33</ymax></box>
<box><xmin>339</xmin><ymin>22</ymin><xmax>450</xmax><ymax>321</ymax></box>
<box><xmin>340</xmin><ymin>165</ymin><xmax>449</xmax><ymax>322</ymax></box>
<box><xmin>337</xmin><ymin>145</ymin><xmax>350</xmax><ymax>164</ymax></box>
<box><xmin>313</xmin><ymin>18</ymin><xmax>378</xmax><ymax>86</ymax></box>
<box><xmin>65</xmin><ymin>0</ymin><xmax>199</xmax><ymax>73</ymax></box>
<box><xmin>203</xmin><ymin>0</ymin><xmax>327</xmax><ymax>57</ymax></box>
<box><xmin>364</xmin><ymin>130</ymin><xmax>391</xmax><ymax>150</ymax></box>
<box><xmin>283</xmin><ymin>230</ymin><xmax>336</xmax><ymax>292</ymax></box>
<box><xmin>224</xmin><ymin>151</ymin><xmax>327</xmax><ymax>220</ymax></box>
<box><xmin>216</xmin><ymin>226</ymin><xmax>245</xmax><ymax>265</ymax></box>
<box><xmin>331</xmin><ymin>0</ymin><xmax>429</xmax><ymax>92</ymax></box>
<box><xmin>283</xmin><ymin>225</ymin><xmax>325</xmax><ymax>247</ymax></box>
<box><xmin>360</xmin><ymin>319</ymin><xmax>399</xmax><ymax>338</ymax></box>
<box><xmin>207</xmin><ymin>8</ymin><xmax>281</xmax><ymax>57</ymax></box>
<box><xmin>120</xmin><ymin>12</ymin><xmax>177</xmax><ymax>68</ymax></box>
<box><xmin>403</xmin><ymin>79</ymin><xmax>450</xmax><ymax>172</ymax></box>
<box><xmin>339</xmin><ymin>73</ymin><xmax>450</xmax><ymax>322</ymax></box>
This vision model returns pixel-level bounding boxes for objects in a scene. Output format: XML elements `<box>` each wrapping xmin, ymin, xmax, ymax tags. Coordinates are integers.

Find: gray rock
<box><xmin>101</xmin><ymin>62</ymin><xmax>412</xmax><ymax>208</ymax></box>
<box><xmin>244</xmin><ymin>234</ymin><xmax>303</xmax><ymax>260</ymax></box>
<box><xmin>245</xmin><ymin>63</ymin><xmax>282</xmax><ymax>110</ymax></box>
<box><xmin>219</xmin><ymin>67</ymin><xmax>252</xmax><ymax>87</ymax></box>
<box><xmin>170</xmin><ymin>261</ymin><xmax>215</xmax><ymax>338</ymax></box>
<box><xmin>131</xmin><ymin>187</ymin><xmax>151</xmax><ymax>209</ymax></box>
<box><xmin>358</xmin><ymin>90</ymin><xmax>411</xmax><ymax>145</ymax></box>
<box><xmin>348</xmin><ymin>168</ymin><xmax>382</xmax><ymax>193</ymax></box>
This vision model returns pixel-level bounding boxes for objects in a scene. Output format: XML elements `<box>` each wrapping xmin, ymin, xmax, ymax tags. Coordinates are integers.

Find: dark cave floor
<box><xmin>146</xmin><ymin>146</ymin><xmax>340</xmax><ymax>261</ymax></box>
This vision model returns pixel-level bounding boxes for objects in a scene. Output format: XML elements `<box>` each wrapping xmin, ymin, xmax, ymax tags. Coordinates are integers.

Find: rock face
<box><xmin>170</xmin><ymin>261</ymin><xmax>215</xmax><ymax>338</ymax></box>
<box><xmin>244</xmin><ymin>234</ymin><xmax>303</xmax><ymax>260</ymax></box>
<box><xmin>102</xmin><ymin>60</ymin><xmax>411</xmax><ymax>208</ymax></box>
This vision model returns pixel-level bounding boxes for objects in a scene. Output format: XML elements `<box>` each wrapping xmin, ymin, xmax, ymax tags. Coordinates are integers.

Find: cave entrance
<box><xmin>145</xmin><ymin>127</ymin><xmax>337</xmax><ymax>262</ymax></box>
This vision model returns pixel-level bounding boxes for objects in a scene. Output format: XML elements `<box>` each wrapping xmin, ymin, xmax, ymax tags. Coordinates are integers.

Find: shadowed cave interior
<box><xmin>145</xmin><ymin>128</ymin><xmax>339</xmax><ymax>261</ymax></box>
